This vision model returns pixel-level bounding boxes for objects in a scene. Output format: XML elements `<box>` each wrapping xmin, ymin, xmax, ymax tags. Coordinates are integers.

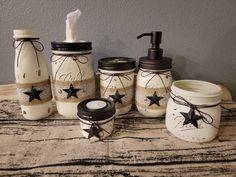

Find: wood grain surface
<box><xmin>0</xmin><ymin>99</ymin><xmax>236</xmax><ymax>176</ymax></box>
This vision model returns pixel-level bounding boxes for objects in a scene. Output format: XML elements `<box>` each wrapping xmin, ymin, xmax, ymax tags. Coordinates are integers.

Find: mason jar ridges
<box><xmin>98</xmin><ymin>57</ymin><xmax>136</xmax><ymax>115</ymax></box>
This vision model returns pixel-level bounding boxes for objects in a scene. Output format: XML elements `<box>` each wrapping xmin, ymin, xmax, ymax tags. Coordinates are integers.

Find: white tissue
<box><xmin>65</xmin><ymin>9</ymin><xmax>82</xmax><ymax>42</ymax></box>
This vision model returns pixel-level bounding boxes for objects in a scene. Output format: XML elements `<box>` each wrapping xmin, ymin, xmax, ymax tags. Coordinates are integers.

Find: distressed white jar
<box><xmin>14</xmin><ymin>30</ymin><xmax>53</xmax><ymax>120</ymax></box>
<box><xmin>77</xmin><ymin>98</ymin><xmax>115</xmax><ymax>140</ymax></box>
<box><xmin>166</xmin><ymin>80</ymin><xmax>222</xmax><ymax>143</ymax></box>
<box><xmin>98</xmin><ymin>57</ymin><xmax>136</xmax><ymax>115</ymax></box>
<box><xmin>136</xmin><ymin>68</ymin><xmax>172</xmax><ymax>117</ymax></box>
<box><xmin>51</xmin><ymin>41</ymin><xmax>95</xmax><ymax>118</ymax></box>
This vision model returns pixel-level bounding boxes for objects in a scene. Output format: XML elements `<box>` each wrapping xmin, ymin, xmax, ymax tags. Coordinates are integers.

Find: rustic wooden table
<box><xmin>0</xmin><ymin>98</ymin><xmax>236</xmax><ymax>176</ymax></box>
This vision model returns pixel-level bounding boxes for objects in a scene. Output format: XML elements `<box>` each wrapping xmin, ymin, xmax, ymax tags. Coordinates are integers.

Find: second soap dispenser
<box><xmin>135</xmin><ymin>31</ymin><xmax>173</xmax><ymax>117</ymax></box>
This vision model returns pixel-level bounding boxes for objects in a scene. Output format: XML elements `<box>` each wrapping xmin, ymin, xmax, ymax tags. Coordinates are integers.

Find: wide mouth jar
<box><xmin>51</xmin><ymin>41</ymin><xmax>92</xmax><ymax>55</ymax></box>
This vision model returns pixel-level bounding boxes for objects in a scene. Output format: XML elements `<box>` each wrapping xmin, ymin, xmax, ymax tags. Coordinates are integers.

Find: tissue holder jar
<box><xmin>51</xmin><ymin>41</ymin><xmax>96</xmax><ymax>118</ymax></box>
<box><xmin>165</xmin><ymin>80</ymin><xmax>222</xmax><ymax>143</ymax></box>
<box><xmin>77</xmin><ymin>98</ymin><xmax>116</xmax><ymax>140</ymax></box>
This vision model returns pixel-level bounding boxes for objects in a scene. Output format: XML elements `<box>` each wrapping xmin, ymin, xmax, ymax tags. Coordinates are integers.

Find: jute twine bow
<box><xmin>13</xmin><ymin>38</ymin><xmax>44</xmax><ymax>68</ymax></box>
<box><xmin>140</xmin><ymin>68</ymin><xmax>171</xmax><ymax>93</ymax></box>
<box><xmin>99</xmin><ymin>71</ymin><xmax>133</xmax><ymax>96</ymax></box>
<box><xmin>170</xmin><ymin>92</ymin><xmax>220</xmax><ymax>129</ymax></box>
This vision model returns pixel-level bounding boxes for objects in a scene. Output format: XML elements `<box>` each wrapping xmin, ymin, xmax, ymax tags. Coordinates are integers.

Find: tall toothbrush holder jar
<box><xmin>98</xmin><ymin>57</ymin><xmax>136</xmax><ymax>115</ymax></box>
<box><xmin>165</xmin><ymin>80</ymin><xmax>222</xmax><ymax>143</ymax></box>
<box><xmin>51</xmin><ymin>41</ymin><xmax>96</xmax><ymax>118</ymax></box>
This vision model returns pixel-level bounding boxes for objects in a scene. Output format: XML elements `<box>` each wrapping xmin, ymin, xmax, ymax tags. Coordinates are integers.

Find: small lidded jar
<box><xmin>77</xmin><ymin>98</ymin><xmax>116</xmax><ymax>140</ymax></box>
<box><xmin>51</xmin><ymin>41</ymin><xmax>96</xmax><ymax>118</ymax></box>
<box><xmin>98</xmin><ymin>57</ymin><xmax>136</xmax><ymax>115</ymax></box>
<box><xmin>165</xmin><ymin>80</ymin><xmax>222</xmax><ymax>143</ymax></box>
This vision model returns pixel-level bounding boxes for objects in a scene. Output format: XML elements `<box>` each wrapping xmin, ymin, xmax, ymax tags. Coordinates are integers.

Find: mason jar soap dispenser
<box><xmin>135</xmin><ymin>31</ymin><xmax>173</xmax><ymax>117</ymax></box>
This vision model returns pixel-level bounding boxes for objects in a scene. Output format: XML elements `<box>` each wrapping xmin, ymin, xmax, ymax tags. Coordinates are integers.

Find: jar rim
<box><xmin>98</xmin><ymin>57</ymin><xmax>136</xmax><ymax>71</ymax></box>
<box><xmin>77</xmin><ymin>98</ymin><xmax>116</xmax><ymax>121</ymax></box>
<box><xmin>99</xmin><ymin>68</ymin><xmax>135</xmax><ymax>74</ymax></box>
<box><xmin>172</xmin><ymin>80</ymin><xmax>222</xmax><ymax>98</ymax></box>
<box><xmin>51</xmin><ymin>41</ymin><xmax>92</xmax><ymax>52</ymax></box>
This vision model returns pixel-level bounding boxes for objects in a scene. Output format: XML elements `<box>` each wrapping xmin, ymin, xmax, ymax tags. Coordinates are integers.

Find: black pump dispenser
<box><xmin>137</xmin><ymin>31</ymin><xmax>163</xmax><ymax>60</ymax></box>
<box><xmin>137</xmin><ymin>31</ymin><xmax>172</xmax><ymax>70</ymax></box>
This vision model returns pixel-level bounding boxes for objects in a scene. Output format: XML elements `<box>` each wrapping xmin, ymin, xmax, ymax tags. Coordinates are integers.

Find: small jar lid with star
<box><xmin>77</xmin><ymin>98</ymin><xmax>116</xmax><ymax>140</ymax></box>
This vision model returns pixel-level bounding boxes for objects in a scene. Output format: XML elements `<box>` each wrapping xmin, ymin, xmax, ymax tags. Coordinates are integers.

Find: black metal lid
<box><xmin>98</xmin><ymin>57</ymin><xmax>136</xmax><ymax>71</ymax></box>
<box><xmin>77</xmin><ymin>98</ymin><xmax>115</xmax><ymax>121</ymax></box>
<box><xmin>51</xmin><ymin>41</ymin><xmax>92</xmax><ymax>51</ymax></box>
<box><xmin>139</xmin><ymin>56</ymin><xmax>172</xmax><ymax>70</ymax></box>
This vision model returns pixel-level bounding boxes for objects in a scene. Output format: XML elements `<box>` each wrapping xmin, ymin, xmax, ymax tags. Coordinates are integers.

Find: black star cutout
<box><xmin>83</xmin><ymin>123</ymin><xmax>102</xmax><ymax>139</ymax></box>
<box><xmin>146</xmin><ymin>91</ymin><xmax>164</xmax><ymax>106</ymax></box>
<box><xmin>63</xmin><ymin>83</ymin><xmax>80</xmax><ymax>99</ymax></box>
<box><xmin>24</xmin><ymin>86</ymin><xmax>43</xmax><ymax>102</ymax></box>
<box><xmin>109</xmin><ymin>90</ymin><xmax>125</xmax><ymax>104</ymax></box>
<box><xmin>180</xmin><ymin>108</ymin><xmax>203</xmax><ymax>128</ymax></box>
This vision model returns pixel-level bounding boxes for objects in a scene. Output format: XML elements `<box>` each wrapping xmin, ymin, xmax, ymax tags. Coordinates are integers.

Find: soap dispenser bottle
<box><xmin>135</xmin><ymin>31</ymin><xmax>173</xmax><ymax>117</ymax></box>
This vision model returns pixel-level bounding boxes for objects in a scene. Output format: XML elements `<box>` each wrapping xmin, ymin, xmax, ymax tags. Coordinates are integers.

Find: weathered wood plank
<box><xmin>0</xmin><ymin>162</ymin><xmax>236</xmax><ymax>176</ymax></box>
<box><xmin>0</xmin><ymin>100</ymin><xmax>236</xmax><ymax>176</ymax></box>
<box><xmin>0</xmin><ymin>84</ymin><xmax>17</xmax><ymax>100</ymax></box>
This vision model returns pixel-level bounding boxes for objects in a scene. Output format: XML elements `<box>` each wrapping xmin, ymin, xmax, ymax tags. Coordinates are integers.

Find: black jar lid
<box><xmin>139</xmin><ymin>56</ymin><xmax>172</xmax><ymax>70</ymax></box>
<box><xmin>51</xmin><ymin>41</ymin><xmax>92</xmax><ymax>51</ymax></box>
<box><xmin>98</xmin><ymin>57</ymin><xmax>136</xmax><ymax>71</ymax></box>
<box><xmin>77</xmin><ymin>98</ymin><xmax>115</xmax><ymax>121</ymax></box>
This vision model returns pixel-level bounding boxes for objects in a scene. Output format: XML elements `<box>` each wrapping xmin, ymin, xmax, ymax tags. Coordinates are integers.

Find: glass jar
<box><xmin>51</xmin><ymin>41</ymin><xmax>95</xmax><ymax>118</ymax></box>
<box><xmin>13</xmin><ymin>30</ymin><xmax>53</xmax><ymax>120</ymax></box>
<box><xmin>77</xmin><ymin>98</ymin><xmax>115</xmax><ymax>140</ymax></box>
<box><xmin>98</xmin><ymin>57</ymin><xmax>136</xmax><ymax>115</ymax></box>
<box><xmin>165</xmin><ymin>80</ymin><xmax>222</xmax><ymax>143</ymax></box>
<box><xmin>136</xmin><ymin>57</ymin><xmax>172</xmax><ymax>117</ymax></box>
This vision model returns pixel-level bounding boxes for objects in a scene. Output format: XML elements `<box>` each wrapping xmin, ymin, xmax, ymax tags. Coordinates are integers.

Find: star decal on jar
<box><xmin>109</xmin><ymin>90</ymin><xmax>125</xmax><ymax>104</ymax></box>
<box><xmin>83</xmin><ymin>123</ymin><xmax>102</xmax><ymax>139</ymax></box>
<box><xmin>146</xmin><ymin>91</ymin><xmax>164</xmax><ymax>106</ymax></box>
<box><xmin>63</xmin><ymin>83</ymin><xmax>81</xmax><ymax>99</ymax></box>
<box><xmin>24</xmin><ymin>86</ymin><xmax>43</xmax><ymax>102</ymax></box>
<box><xmin>180</xmin><ymin>108</ymin><xmax>203</xmax><ymax>128</ymax></box>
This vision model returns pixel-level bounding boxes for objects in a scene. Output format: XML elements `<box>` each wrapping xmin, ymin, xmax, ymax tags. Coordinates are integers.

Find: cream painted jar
<box><xmin>77</xmin><ymin>98</ymin><xmax>115</xmax><ymax>140</ymax></box>
<box><xmin>13</xmin><ymin>30</ymin><xmax>53</xmax><ymax>120</ymax></box>
<box><xmin>98</xmin><ymin>57</ymin><xmax>136</xmax><ymax>115</ymax></box>
<box><xmin>166</xmin><ymin>80</ymin><xmax>222</xmax><ymax>143</ymax></box>
<box><xmin>136</xmin><ymin>57</ymin><xmax>172</xmax><ymax>117</ymax></box>
<box><xmin>51</xmin><ymin>41</ymin><xmax>96</xmax><ymax>118</ymax></box>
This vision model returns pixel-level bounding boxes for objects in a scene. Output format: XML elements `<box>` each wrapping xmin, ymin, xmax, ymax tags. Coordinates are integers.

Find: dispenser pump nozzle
<box><xmin>137</xmin><ymin>31</ymin><xmax>163</xmax><ymax>60</ymax></box>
